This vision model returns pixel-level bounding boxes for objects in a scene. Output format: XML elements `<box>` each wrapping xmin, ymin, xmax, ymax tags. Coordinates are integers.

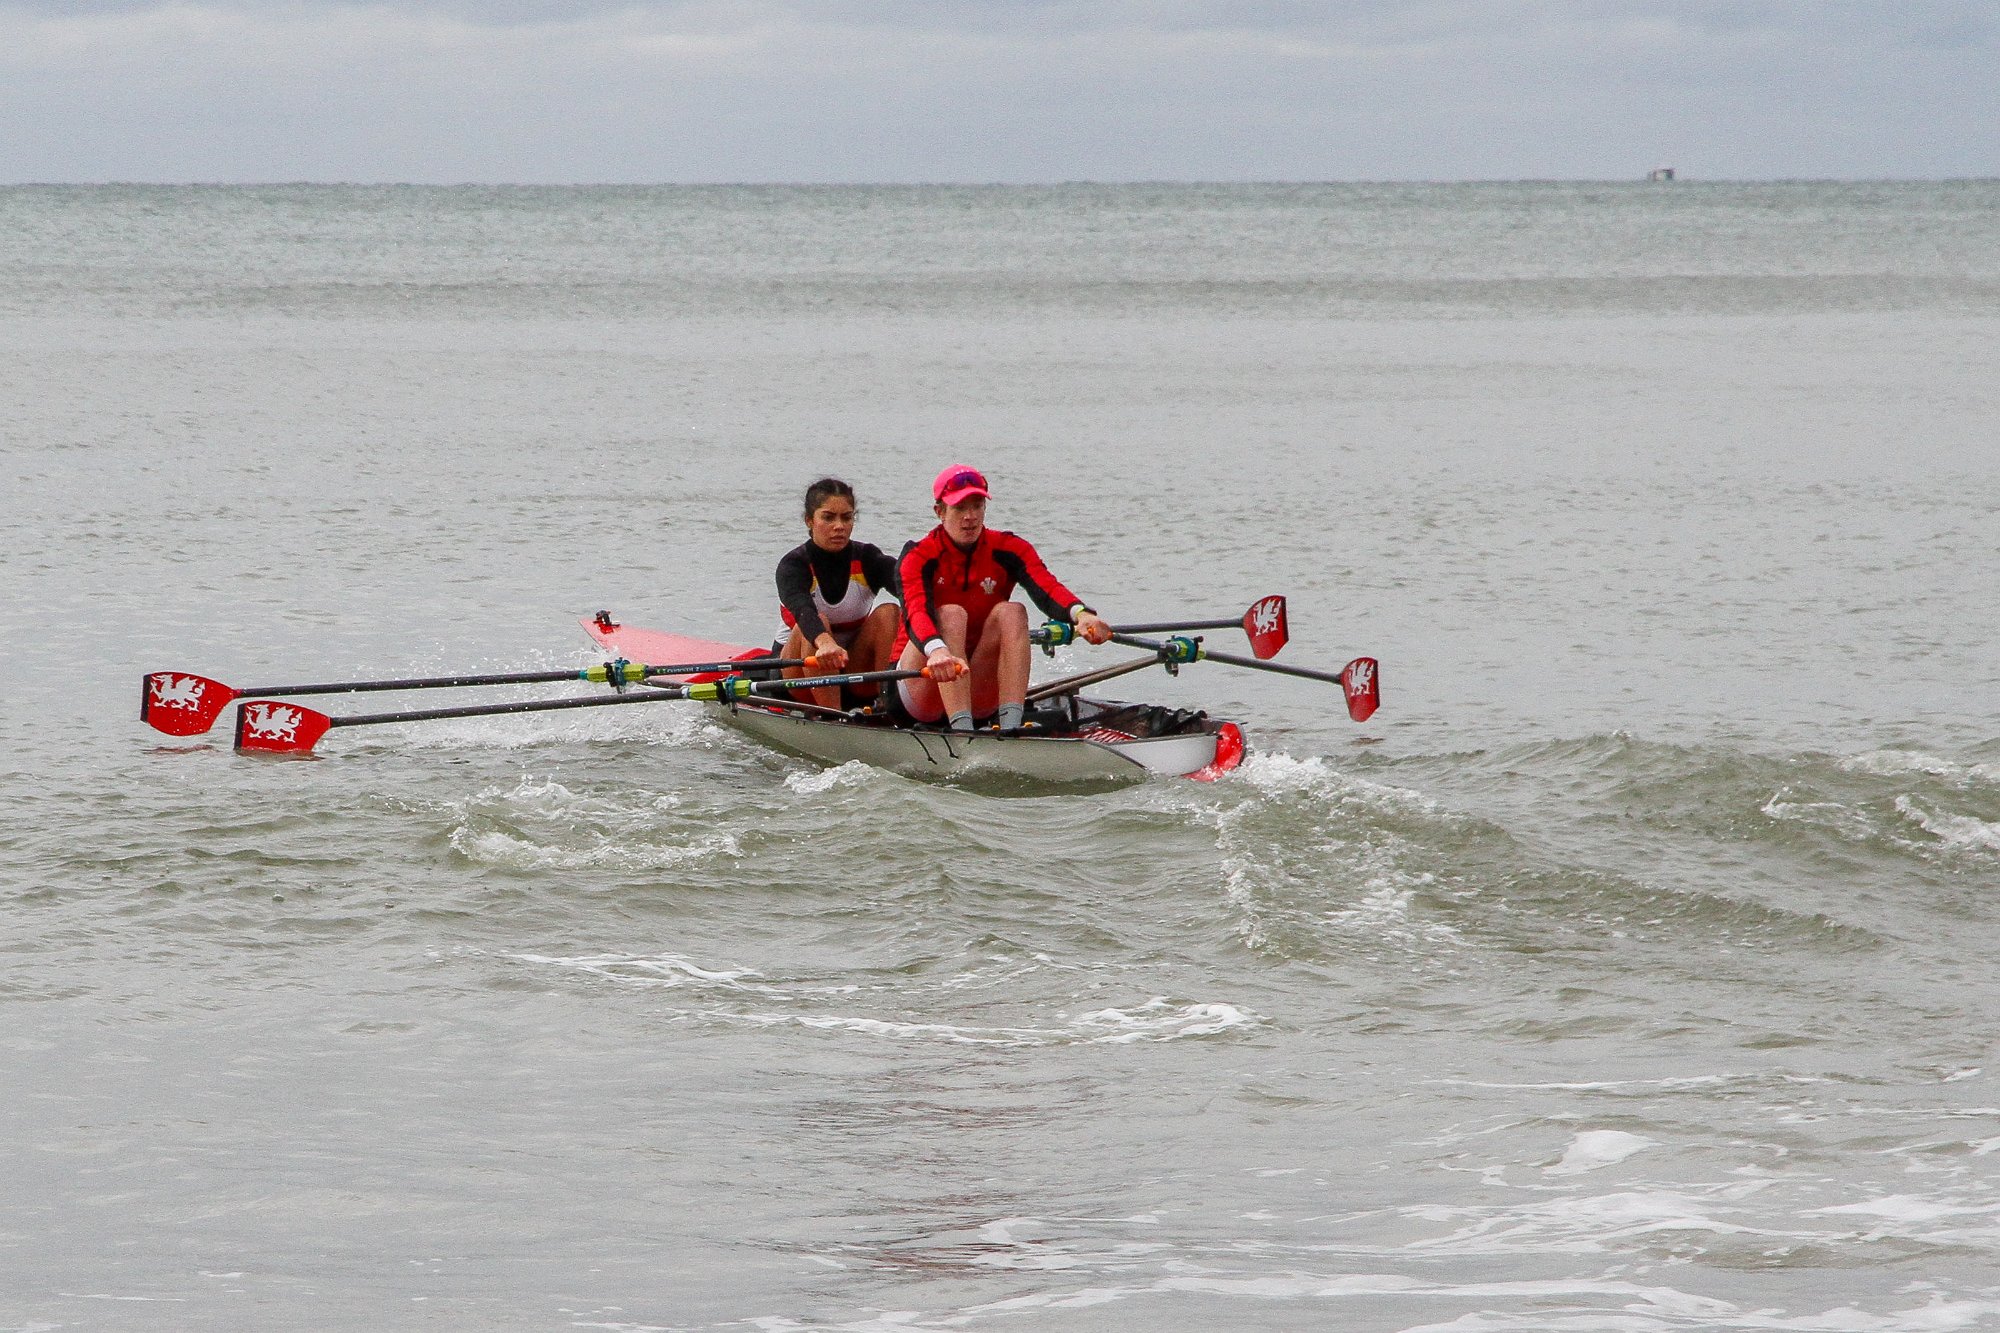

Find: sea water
<box><xmin>2</xmin><ymin>182</ymin><xmax>1998</xmax><ymax>1330</ymax></box>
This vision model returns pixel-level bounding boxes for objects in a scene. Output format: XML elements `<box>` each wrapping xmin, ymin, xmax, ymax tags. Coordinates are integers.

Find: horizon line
<box><xmin>6</xmin><ymin>175</ymin><xmax>1998</xmax><ymax>189</ymax></box>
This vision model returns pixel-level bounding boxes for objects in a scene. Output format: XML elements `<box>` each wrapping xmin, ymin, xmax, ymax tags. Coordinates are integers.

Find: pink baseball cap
<box><xmin>933</xmin><ymin>465</ymin><xmax>990</xmax><ymax>506</ymax></box>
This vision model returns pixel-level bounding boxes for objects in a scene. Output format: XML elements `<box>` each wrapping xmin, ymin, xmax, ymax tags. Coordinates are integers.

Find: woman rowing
<box><xmin>894</xmin><ymin>465</ymin><xmax>1111</xmax><ymax>732</ymax></box>
<box><xmin>775</xmin><ymin>478</ymin><xmax>903</xmax><ymax>709</ymax></box>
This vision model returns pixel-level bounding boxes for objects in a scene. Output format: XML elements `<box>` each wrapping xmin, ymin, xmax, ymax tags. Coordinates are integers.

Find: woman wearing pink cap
<box><xmin>893</xmin><ymin>465</ymin><xmax>1112</xmax><ymax>731</ymax></box>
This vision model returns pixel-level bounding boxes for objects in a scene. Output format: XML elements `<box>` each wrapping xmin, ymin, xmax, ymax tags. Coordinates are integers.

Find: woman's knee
<box><xmin>989</xmin><ymin>602</ymin><xmax>1028</xmax><ymax>639</ymax></box>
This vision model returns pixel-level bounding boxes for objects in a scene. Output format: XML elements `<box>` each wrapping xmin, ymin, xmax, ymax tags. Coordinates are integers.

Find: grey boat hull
<box><xmin>716</xmin><ymin>699</ymin><xmax>1241</xmax><ymax>787</ymax></box>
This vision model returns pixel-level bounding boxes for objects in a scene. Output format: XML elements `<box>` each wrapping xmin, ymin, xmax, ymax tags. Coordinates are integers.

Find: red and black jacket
<box><xmin>895</xmin><ymin>526</ymin><xmax>1086</xmax><ymax>657</ymax></box>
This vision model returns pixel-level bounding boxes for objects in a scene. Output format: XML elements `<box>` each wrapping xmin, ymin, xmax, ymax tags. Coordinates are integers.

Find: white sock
<box><xmin>996</xmin><ymin>703</ymin><xmax>1024</xmax><ymax>730</ymax></box>
<box><xmin>948</xmin><ymin>710</ymin><xmax>974</xmax><ymax>732</ymax></box>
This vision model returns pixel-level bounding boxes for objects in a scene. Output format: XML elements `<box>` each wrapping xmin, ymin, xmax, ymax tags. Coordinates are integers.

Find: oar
<box><xmin>1032</xmin><ymin>595</ymin><xmax>1288</xmax><ymax>660</ymax></box>
<box><xmin>1116</xmin><ymin>594</ymin><xmax>1288</xmax><ymax>657</ymax></box>
<box><xmin>1025</xmin><ymin>652</ymin><xmax>1170</xmax><ymax>703</ymax></box>
<box><xmin>1109</xmin><ymin>631</ymin><xmax>1380</xmax><ymax>722</ymax></box>
<box><xmin>232</xmin><ymin>666</ymin><xmax>929</xmax><ymax>755</ymax></box>
<box><xmin>141</xmin><ymin>655</ymin><xmax>810</xmax><ymax>737</ymax></box>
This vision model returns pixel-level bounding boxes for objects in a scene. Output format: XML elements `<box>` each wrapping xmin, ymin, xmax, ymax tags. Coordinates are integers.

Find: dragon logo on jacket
<box><xmin>242</xmin><ymin>703</ymin><xmax>303</xmax><ymax>743</ymax></box>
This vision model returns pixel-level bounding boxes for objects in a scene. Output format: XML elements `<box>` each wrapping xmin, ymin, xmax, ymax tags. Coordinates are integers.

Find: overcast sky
<box><xmin>3</xmin><ymin>1</ymin><xmax>1994</xmax><ymax>183</ymax></box>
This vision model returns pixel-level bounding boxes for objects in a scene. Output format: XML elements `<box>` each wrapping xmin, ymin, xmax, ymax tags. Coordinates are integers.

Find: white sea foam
<box><xmin>739</xmin><ymin>1012</ymin><xmax>1057</xmax><ymax>1046</ymax></box>
<box><xmin>1760</xmin><ymin>790</ymin><xmax>1878</xmax><ymax>840</ymax></box>
<box><xmin>1211</xmin><ymin>748</ymin><xmax>1460</xmax><ymax>960</ymax></box>
<box><xmin>1321</xmin><ymin>872</ymin><xmax>1467</xmax><ymax>947</ymax></box>
<box><xmin>1815</xmin><ymin>1194</ymin><xmax>2000</xmax><ymax>1227</ymax></box>
<box><xmin>1402</xmin><ymin>1185</ymin><xmax>1782</xmax><ymax>1256</ymax></box>
<box><xmin>1895</xmin><ymin>797</ymin><xmax>2000</xmax><ymax>853</ymax></box>
<box><xmin>509</xmin><ymin>952</ymin><xmax>763</xmax><ymax>989</ymax></box>
<box><xmin>699</xmin><ymin>998</ymin><xmax>1261</xmax><ymax>1048</ymax></box>
<box><xmin>1841</xmin><ymin>749</ymin><xmax>1965</xmax><ymax>779</ymax></box>
<box><xmin>1546</xmin><ymin>1130</ymin><xmax>1656</xmax><ymax>1175</ymax></box>
<box><xmin>1072</xmin><ymin>997</ymin><xmax>1261</xmax><ymax>1043</ymax></box>
<box><xmin>783</xmin><ymin>760</ymin><xmax>876</xmax><ymax>794</ymax></box>
<box><xmin>753</xmin><ymin>1268</ymin><xmax>2000</xmax><ymax>1332</ymax></box>
<box><xmin>447</xmin><ymin>826</ymin><xmax>740</xmax><ymax>871</ymax></box>
<box><xmin>1237</xmin><ymin>749</ymin><xmax>1439</xmax><ymax>815</ymax></box>
<box><xmin>440</xmin><ymin>773</ymin><xmax>736</xmax><ymax>868</ymax></box>
<box><xmin>464</xmin><ymin>773</ymin><xmax>683</xmax><ymax>829</ymax></box>
<box><xmin>1434</xmin><ymin>1075</ymin><xmax>1736</xmax><ymax>1093</ymax></box>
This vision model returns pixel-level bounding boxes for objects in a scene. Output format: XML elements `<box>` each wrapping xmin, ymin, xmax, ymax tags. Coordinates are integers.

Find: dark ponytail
<box><xmin>803</xmin><ymin>477</ymin><xmax>857</xmax><ymax>520</ymax></box>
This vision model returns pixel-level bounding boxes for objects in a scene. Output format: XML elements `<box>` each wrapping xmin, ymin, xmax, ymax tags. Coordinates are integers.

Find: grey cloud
<box><xmin>1</xmin><ymin>0</ymin><xmax>1993</xmax><ymax>181</ymax></box>
<box><xmin>11</xmin><ymin>0</ymin><xmax>1993</xmax><ymax>47</ymax></box>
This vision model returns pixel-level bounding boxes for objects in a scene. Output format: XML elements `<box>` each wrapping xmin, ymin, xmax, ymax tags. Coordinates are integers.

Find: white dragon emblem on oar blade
<box><xmin>240</xmin><ymin>702</ymin><xmax>303</xmax><ymax>743</ymax></box>
<box><xmin>148</xmin><ymin>674</ymin><xmax>206</xmax><ymax>711</ymax></box>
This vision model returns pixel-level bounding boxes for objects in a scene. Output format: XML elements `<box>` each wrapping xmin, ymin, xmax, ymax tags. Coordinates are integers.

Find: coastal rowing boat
<box><xmin>580</xmin><ymin>615</ymin><xmax>1246</xmax><ymax>786</ymax></box>
<box><xmin>142</xmin><ymin>595</ymin><xmax>1377</xmax><ymax>785</ymax></box>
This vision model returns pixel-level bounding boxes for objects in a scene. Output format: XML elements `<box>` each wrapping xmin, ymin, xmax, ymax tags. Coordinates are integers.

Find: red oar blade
<box><xmin>1242</xmin><ymin>595</ymin><xmax>1288</xmax><ymax>660</ymax></box>
<box><xmin>1340</xmin><ymin>657</ymin><xmax>1380</xmax><ymax>722</ymax></box>
<box><xmin>142</xmin><ymin>672</ymin><xmax>239</xmax><ymax>736</ymax></box>
<box><xmin>233</xmin><ymin>700</ymin><xmax>335</xmax><ymax>755</ymax></box>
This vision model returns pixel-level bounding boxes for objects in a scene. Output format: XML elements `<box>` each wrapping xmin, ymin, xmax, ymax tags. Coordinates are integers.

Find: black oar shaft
<box><xmin>237</xmin><ymin>657</ymin><xmax>798</xmax><ymax>699</ymax></box>
<box><xmin>1112</xmin><ymin>617</ymin><xmax>1240</xmax><ymax>633</ymax></box>
<box><xmin>1194</xmin><ymin>645</ymin><xmax>1346</xmax><ymax>684</ymax></box>
<box><xmin>1109</xmin><ymin>633</ymin><xmax>1346</xmax><ymax>685</ymax></box>
<box><xmin>328</xmin><ymin>689</ymin><xmax>695</xmax><ymax>729</ymax></box>
<box><xmin>302</xmin><ymin>667</ymin><xmax>923</xmax><ymax>731</ymax></box>
<box><xmin>1026</xmin><ymin>654</ymin><xmax>1163</xmax><ymax>702</ymax></box>
<box><xmin>243</xmin><ymin>669</ymin><xmax>590</xmax><ymax>697</ymax></box>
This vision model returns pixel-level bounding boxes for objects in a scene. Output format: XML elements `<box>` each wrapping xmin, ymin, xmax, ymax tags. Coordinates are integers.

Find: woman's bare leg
<box><xmin>779</xmin><ymin>625</ymin><xmax>842</xmax><ymax>709</ymax></box>
<box><xmin>840</xmin><ymin>605</ymin><xmax>903</xmax><ymax>707</ymax></box>
<box><xmin>849</xmin><ymin>605</ymin><xmax>901</xmax><ymax>674</ymax></box>
<box><xmin>898</xmin><ymin>604</ymin><xmax>970</xmax><ymax>723</ymax></box>
<box><xmin>965</xmin><ymin>602</ymin><xmax>1029</xmax><ymax>720</ymax></box>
